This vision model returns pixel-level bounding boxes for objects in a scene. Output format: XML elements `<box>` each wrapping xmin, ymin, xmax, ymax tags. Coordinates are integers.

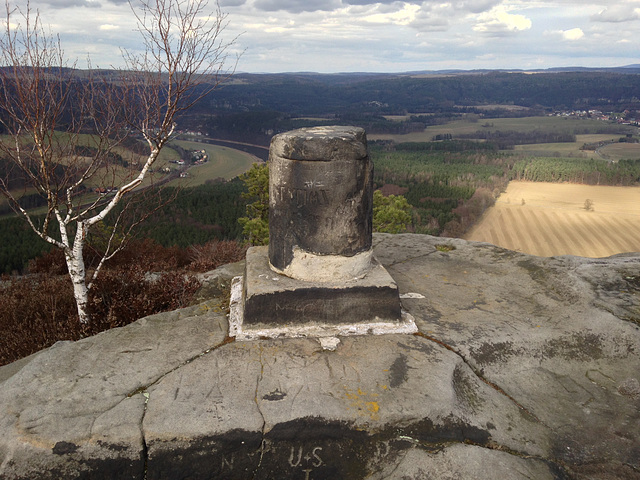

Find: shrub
<box><xmin>188</xmin><ymin>240</ymin><xmax>247</xmax><ymax>272</ymax></box>
<box><xmin>0</xmin><ymin>274</ymin><xmax>79</xmax><ymax>366</ymax></box>
<box><xmin>0</xmin><ymin>238</ymin><xmax>246</xmax><ymax>366</ymax></box>
<box><xmin>88</xmin><ymin>267</ymin><xmax>201</xmax><ymax>330</ymax></box>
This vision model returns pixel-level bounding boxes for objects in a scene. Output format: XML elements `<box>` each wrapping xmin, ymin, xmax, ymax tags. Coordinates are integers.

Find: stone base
<box><xmin>229</xmin><ymin>246</ymin><xmax>416</xmax><ymax>341</ymax></box>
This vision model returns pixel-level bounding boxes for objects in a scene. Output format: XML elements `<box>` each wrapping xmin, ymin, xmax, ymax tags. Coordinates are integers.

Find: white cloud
<box><xmin>363</xmin><ymin>4</ymin><xmax>420</xmax><ymax>26</ymax></box>
<box><xmin>473</xmin><ymin>6</ymin><xmax>532</xmax><ymax>36</ymax></box>
<box><xmin>219</xmin><ymin>0</ymin><xmax>247</xmax><ymax>6</ymax></box>
<box><xmin>99</xmin><ymin>24</ymin><xmax>119</xmax><ymax>31</ymax></box>
<box><xmin>408</xmin><ymin>3</ymin><xmax>454</xmax><ymax>32</ymax></box>
<box><xmin>590</xmin><ymin>3</ymin><xmax>640</xmax><ymax>23</ymax></box>
<box><xmin>562</xmin><ymin>27</ymin><xmax>584</xmax><ymax>40</ymax></box>
<box><xmin>454</xmin><ymin>0</ymin><xmax>501</xmax><ymax>14</ymax></box>
<box><xmin>543</xmin><ymin>27</ymin><xmax>585</xmax><ymax>42</ymax></box>
<box><xmin>253</xmin><ymin>0</ymin><xmax>340</xmax><ymax>13</ymax></box>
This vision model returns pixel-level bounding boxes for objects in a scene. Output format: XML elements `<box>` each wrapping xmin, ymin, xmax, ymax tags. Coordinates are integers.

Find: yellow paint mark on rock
<box><xmin>343</xmin><ymin>386</ymin><xmax>381</xmax><ymax>421</ymax></box>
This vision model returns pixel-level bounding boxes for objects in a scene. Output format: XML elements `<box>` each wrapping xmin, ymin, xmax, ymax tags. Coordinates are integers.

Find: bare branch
<box><xmin>0</xmin><ymin>0</ymin><xmax>238</xmax><ymax>323</ymax></box>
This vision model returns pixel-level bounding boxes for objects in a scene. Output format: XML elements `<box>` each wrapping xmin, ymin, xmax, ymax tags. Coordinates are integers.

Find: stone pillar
<box><xmin>268</xmin><ymin>126</ymin><xmax>373</xmax><ymax>282</ymax></box>
<box><xmin>229</xmin><ymin>126</ymin><xmax>417</xmax><ymax>341</ymax></box>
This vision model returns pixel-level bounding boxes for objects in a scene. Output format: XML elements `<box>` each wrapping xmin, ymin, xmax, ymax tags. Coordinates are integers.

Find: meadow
<box><xmin>0</xmin><ymin>134</ymin><xmax>181</xmax><ymax>215</ymax></box>
<box><xmin>598</xmin><ymin>142</ymin><xmax>640</xmax><ymax>161</ymax></box>
<box><xmin>465</xmin><ymin>181</ymin><xmax>640</xmax><ymax>258</ymax></box>
<box><xmin>0</xmin><ymin>136</ymin><xmax>260</xmax><ymax>216</ymax></box>
<box><xmin>168</xmin><ymin>140</ymin><xmax>259</xmax><ymax>187</ymax></box>
<box><xmin>369</xmin><ymin>115</ymin><xmax>616</xmax><ymax>143</ymax></box>
<box><xmin>513</xmin><ymin>134</ymin><xmax>640</xmax><ymax>160</ymax></box>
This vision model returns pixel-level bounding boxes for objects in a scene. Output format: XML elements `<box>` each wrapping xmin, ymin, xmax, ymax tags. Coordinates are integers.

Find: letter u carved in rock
<box><xmin>289</xmin><ymin>446</ymin><xmax>303</xmax><ymax>467</ymax></box>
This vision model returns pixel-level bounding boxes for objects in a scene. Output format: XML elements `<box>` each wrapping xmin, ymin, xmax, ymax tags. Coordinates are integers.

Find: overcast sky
<box><xmin>15</xmin><ymin>0</ymin><xmax>640</xmax><ymax>73</ymax></box>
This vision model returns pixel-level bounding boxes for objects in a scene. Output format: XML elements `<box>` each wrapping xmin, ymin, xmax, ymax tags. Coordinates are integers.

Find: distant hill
<box><xmin>199</xmin><ymin>68</ymin><xmax>640</xmax><ymax>116</ymax></box>
<box><xmin>3</xmin><ymin>65</ymin><xmax>636</xmax><ymax>122</ymax></box>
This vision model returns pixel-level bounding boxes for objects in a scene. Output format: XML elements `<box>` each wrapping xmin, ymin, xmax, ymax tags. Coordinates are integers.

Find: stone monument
<box><xmin>229</xmin><ymin>126</ymin><xmax>416</xmax><ymax>340</ymax></box>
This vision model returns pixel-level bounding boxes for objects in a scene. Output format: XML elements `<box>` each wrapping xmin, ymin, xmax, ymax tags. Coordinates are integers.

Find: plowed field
<box><xmin>465</xmin><ymin>181</ymin><xmax>640</xmax><ymax>258</ymax></box>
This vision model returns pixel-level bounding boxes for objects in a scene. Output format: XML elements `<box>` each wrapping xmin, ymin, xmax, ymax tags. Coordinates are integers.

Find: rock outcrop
<box><xmin>1</xmin><ymin>234</ymin><xmax>639</xmax><ymax>479</ymax></box>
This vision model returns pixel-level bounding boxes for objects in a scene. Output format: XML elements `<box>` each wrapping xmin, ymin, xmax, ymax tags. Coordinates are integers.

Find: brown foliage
<box><xmin>0</xmin><ymin>274</ymin><xmax>79</xmax><ymax>366</ymax></box>
<box><xmin>188</xmin><ymin>240</ymin><xmax>247</xmax><ymax>272</ymax></box>
<box><xmin>87</xmin><ymin>267</ymin><xmax>201</xmax><ymax>330</ymax></box>
<box><xmin>378</xmin><ymin>184</ymin><xmax>409</xmax><ymax>196</ymax></box>
<box><xmin>105</xmin><ymin>238</ymin><xmax>193</xmax><ymax>271</ymax></box>
<box><xmin>27</xmin><ymin>249</ymin><xmax>68</xmax><ymax>275</ymax></box>
<box><xmin>0</xmin><ymin>238</ymin><xmax>246</xmax><ymax>366</ymax></box>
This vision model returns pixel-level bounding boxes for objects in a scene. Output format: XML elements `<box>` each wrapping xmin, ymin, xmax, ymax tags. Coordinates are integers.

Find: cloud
<box><xmin>454</xmin><ymin>0</ymin><xmax>501</xmax><ymax>14</ymax></box>
<box><xmin>363</xmin><ymin>3</ymin><xmax>420</xmax><ymax>26</ymax></box>
<box><xmin>253</xmin><ymin>0</ymin><xmax>340</xmax><ymax>13</ymax></box>
<box><xmin>408</xmin><ymin>3</ymin><xmax>454</xmax><ymax>32</ymax></box>
<box><xmin>590</xmin><ymin>3</ymin><xmax>640</xmax><ymax>23</ymax></box>
<box><xmin>473</xmin><ymin>6</ymin><xmax>532</xmax><ymax>36</ymax></box>
<box><xmin>544</xmin><ymin>27</ymin><xmax>585</xmax><ymax>42</ymax></box>
<box><xmin>562</xmin><ymin>27</ymin><xmax>584</xmax><ymax>40</ymax></box>
<box><xmin>342</xmin><ymin>0</ymin><xmax>499</xmax><ymax>12</ymax></box>
<box><xmin>28</xmin><ymin>0</ymin><xmax>103</xmax><ymax>8</ymax></box>
<box><xmin>219</xmin><ymin>0</ymin><xmax>247</xmax><ymax>6</ymax></box>
<box><xmin>410</xmin><ymin>15</ymin><xmax>449</xmax><ymax>32</ymax></box>
<box><xmin>12</xmin><ymin>0</ymin><xmax>640</xmax><ymax>73</ymax></box>
<box><xmin>344</xmin><ymin>0</ymin><xmax>403</xmax><ymax>5</ymax></box>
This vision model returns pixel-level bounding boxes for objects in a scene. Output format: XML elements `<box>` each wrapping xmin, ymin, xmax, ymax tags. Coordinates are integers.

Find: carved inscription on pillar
<box><xmin>273</xmin><ymin>183</ymin><xmax>330</xmax><ymax>208</ymax></box>
<box><xmin>268</xmin><ymin>126</ymin><xmax>373</xmax><ymax>274</ymax></box>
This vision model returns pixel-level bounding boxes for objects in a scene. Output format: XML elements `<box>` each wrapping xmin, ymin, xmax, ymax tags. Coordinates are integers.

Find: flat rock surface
<box><xmin>1</xmin><ymin>234</ymin><xmax>639</xmax><ymax>479</ymax></box>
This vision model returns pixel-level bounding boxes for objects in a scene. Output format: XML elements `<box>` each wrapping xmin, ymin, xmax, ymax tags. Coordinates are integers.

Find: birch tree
<box><xmin>0</xmin><ymin>0</ymin><xmax>238</xmax><ymax>323</ymax></box>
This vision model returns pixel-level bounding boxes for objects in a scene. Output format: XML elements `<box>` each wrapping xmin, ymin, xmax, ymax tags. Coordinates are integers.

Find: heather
<box><xmin>0</xmin><ymin>239</ymin><xmax>245</xmax><ymax>366</ymax></box>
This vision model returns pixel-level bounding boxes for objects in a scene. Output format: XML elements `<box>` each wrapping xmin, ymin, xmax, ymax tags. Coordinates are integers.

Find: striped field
<box><xmin>465</xmin><ymin>181</ymin><xmax>640</xmax><ymax>258</ymax></box>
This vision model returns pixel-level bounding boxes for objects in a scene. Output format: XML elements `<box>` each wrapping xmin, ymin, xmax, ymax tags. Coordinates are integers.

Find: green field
<box><xmin>0</xmin><ymin>136</ymin><xmax>183</xmax><ymax>216</ymax></box>
<box><xmin>1</xmin><ymin>136</ymin><xmax>258</xmax><ymax>217</ymax></box>
<box><xmin>167</xmin><ymin>140</ymin><xmax>259</xmax><ymax>187</ymax></box>
<box><xmin>514</xmin><ymin>134</ymin><xmax>640</xmax><ymax>160</ymax></box>
<box><xmin>513</xmin><ymin>134</ymin><xmax>620</xmax><ymax>158</ymax></box>
<box><xmin>599</xmin><ymin>142</ymin><xmax>640</xmax><ymax>161</ymax></box>
<box><xmin>369</xmin><ymin>116</ymin><xmax>629</xmax><ymax>143</ymax></box>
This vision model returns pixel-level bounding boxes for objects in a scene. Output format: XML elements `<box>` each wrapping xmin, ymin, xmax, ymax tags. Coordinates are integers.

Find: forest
<box><xmin>200</xmin><ymin>70</ymin><xmax>640</xmax><ymax>116</ymax></box>
<box><xmin>4</xmin><ymin>140</ymin><xmax>640</xmax><ymax>274</ymax></box>
<box><xmin>188</xmin><ymin>69</ymin><xmax>640</xmax><ymax>144</ymax></box>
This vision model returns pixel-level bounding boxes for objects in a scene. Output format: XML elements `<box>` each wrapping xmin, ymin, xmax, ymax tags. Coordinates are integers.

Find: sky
<box><xmin>9</xmin><ymin>0</ymin><xmax>640</xmax><ymax>73</ymax></box>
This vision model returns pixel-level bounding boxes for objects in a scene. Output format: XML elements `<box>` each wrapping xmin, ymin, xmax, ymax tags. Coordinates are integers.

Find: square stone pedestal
<box><xmin>229</xmin><ymin>246</ymin><xmax>417</xmax><ymax>341</ymax></box>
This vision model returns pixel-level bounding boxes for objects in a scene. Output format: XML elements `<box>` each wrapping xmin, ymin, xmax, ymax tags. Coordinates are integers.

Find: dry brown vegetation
<box><xmin>0</xmin><ymin>239</ymin><xmax>246</xmax><ymax>366</ymax></box>
<box><xmin>465</xmin><ymin>181</ymin><xmax>640</xmax><ymax>258</ymax></box>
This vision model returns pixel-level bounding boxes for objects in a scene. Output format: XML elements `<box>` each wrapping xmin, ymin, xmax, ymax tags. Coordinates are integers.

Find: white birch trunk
<box><xmin>64</xmin><ymin>222</ymin><xmax>90</xmax><ymax>324</ymax></box>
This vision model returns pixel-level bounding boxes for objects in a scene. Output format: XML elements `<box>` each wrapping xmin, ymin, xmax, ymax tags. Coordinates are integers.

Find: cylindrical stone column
<box><xmin>268</xmin><ymin>126</ymin><xmax>373</xmax><ymax>282</ymax></box>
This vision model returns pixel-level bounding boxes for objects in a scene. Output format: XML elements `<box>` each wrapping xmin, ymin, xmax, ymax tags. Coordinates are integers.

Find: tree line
<box><xmin>457</xmin><ymin>130</ymin><xmax>577</xmax><ymax>149</ymax></box>
<box><xmin>512</xmin><ymin>157</ymin><xmax>640</xmax><ymax>185</ymax></box>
